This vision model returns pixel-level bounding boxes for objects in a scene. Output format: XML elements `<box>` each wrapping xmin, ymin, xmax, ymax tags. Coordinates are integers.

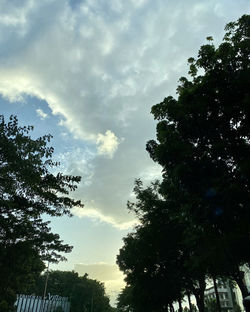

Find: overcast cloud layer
<box><xmin>0</xmin><ymin>0</ymin><xmax>249</xmax><ymax>229</ymax></box>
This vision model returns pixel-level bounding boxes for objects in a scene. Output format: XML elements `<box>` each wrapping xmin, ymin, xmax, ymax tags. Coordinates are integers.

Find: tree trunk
<box><xmin>234</xmin><ymin>268</ymin><xmax>249</xmax><ymax>298</ymax></box>
<box><xmin>187</xmin><ymin>292</ymin><xmax>193</xmax><ymax>312</ymax></box>
<box><xmin>170</xmin><ymin>303</ymin><xmax>174</xmax><ymax>312</ymax></box>
<box><xmin>232</xmin><ymin>267</ymin><xmax>250</xmax><ymax>312</ymax></box>
<box><xmin>192</xmin><ymin>277</ymin><xmax>206</xmax><ymax>312</ymax></box>
<box><xmin>178</xmin><ymin>298</ymin><xmax>183</xmax><ymax>312</ymax></box>
<box><xmin>194</xmin><ymin>293</ymin><xmax>204</xmax><ymax>312</ymax></box>
<box><xmin>212</xmin><ymin>276</ymin><xmax>221</xmax><ymax>312</ymax></box>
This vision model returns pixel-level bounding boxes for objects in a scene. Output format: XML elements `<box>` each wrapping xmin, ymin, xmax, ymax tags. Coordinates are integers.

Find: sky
<box><xmin>0</xmin><ymin>0</ymin><xmax>249</xmax><ymax>305</ymax></box>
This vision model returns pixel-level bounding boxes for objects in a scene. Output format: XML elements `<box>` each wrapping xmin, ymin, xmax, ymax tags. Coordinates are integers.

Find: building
<box><xmin>204</xmin><ymin>280</ymin><xmax>238</xmax><ymax>312</ymax></box>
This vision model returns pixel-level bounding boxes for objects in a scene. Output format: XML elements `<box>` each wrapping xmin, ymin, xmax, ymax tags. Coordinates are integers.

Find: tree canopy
<box><xmin>146</xmin><ymin>13</ymin><xmax>250</xmax><ymax>295</ymax></box>
<box><xmin>117</xmin><ymin>14</ymin><xmax>250</xmax><ymax>312</ymax></box>
<box><xmin>0</xmin><ymin>115</ymin><xmax>83</xmax><ymax>310</ymax></box>
<box><xmin>32</xmin><ymin>270</ymin><xmax>115</xmax><ymax>312</ymax></box>
<box><xmin>117</xmin><ymin>180</ymin><xmax>207</xmax><ymax>312</ymax></box>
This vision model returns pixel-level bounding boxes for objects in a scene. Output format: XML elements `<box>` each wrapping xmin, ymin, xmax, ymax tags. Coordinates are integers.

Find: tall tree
<box><xmin>117</xmin><ymin>181</ymin><xmax>182</xmax><ymax>311</ymax></box>
<box><xmin>117</xmin><ymin>180</ymin><xmax>208</xmax><ymax>312</ymax></box>
<box><xmin>146</xmin><ymin>14</ymin><xmax>250</xmax><ymax>297</ymax></box>
<box><xmin>0</xmin><ymin>115</ymin><xmax>83</xmax><ymax>310</ymax></box>
<box><xmin>118</xmin><ymin>14</ymin><xmax>250</xmax><ymax>312</ymax></box>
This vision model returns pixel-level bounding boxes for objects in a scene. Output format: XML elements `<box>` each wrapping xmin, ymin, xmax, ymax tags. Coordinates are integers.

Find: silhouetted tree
<box><xmin>117</xmin><ymin>180</ymin><xmax>207</xmax><ymax>312</ymax></box>
<box><xmin>118</xmin><ymin>14</ymin><xmax>250</xmax><ymax>312</ymax></box>
<box><xmin>147</xmin><ymin>14</ymin><xmax>250</xmax><ymax>297</ymax></box>
<box><xmin>0</xmin><ymin>115</ymin><xmax>83</xmax><ymax>310</ymax></box>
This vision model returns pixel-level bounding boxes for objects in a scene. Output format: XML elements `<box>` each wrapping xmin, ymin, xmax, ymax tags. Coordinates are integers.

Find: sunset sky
<box><xmin>1</xmin><ymin>0</ymin><xmax>249</xmax><ymax>304</ymax></box>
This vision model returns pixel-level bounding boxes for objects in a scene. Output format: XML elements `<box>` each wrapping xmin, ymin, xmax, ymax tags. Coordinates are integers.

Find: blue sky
<box><xmin>0</xmin><ymin>0</ymin><xmax>249</xmax><ymax>304</ymax></box>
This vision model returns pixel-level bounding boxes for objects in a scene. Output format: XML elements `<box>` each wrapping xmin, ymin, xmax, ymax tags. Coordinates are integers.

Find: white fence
<box><xmin>15</xmin><ymin>294</ymin><xmax>70</xmax><ymax>312</ymax></box>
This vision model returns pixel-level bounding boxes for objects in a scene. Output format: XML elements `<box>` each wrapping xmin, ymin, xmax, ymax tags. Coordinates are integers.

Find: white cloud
<box><xmin>36</xmin><ymin>108</ymin><xmax>48</xmax><ymax>119</ymax></box>
<box><xmin>72</xmin><ymin>206</ymin><xmax>138</xmax><ymax>230</ymax></box>
<box><xmin>0</xmin><ymin>0</ymin><xmax>32</xmax><ymax>27</ymax></box>
<box><xmin>96</xmin><ymin>130</ymin><xmax>119</xmax><ymax>158</ymax></box>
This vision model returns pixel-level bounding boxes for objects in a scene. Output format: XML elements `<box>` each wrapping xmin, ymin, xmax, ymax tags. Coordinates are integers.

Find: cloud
<box><xmin>0</xmin><ymin>0</ymin><xmax>249</xmax><ymax>228</ymax></box>
<box><xmin>96</xmin><ymin>130</ymin><xmax>119</xmax><ymax>158</ymax></box>
<box><xmin>36</xmin><ymin>108</ymin><xmax>48</xmax><ymax>119</ymax></box>
<box><xmin>0</xmin><ymin>0</ymin><xmax>33</xmax><ymax>28</ymax></box>
<box><xmin>72</xmin><ymin>206</ymin><xmax>139</xmax><ymax>230</ymax></box>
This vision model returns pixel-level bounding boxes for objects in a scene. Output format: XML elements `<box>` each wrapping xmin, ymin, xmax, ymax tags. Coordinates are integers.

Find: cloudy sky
<box><xmin>1</xmin><ymin>0</ymin><xmax>249</xmax><ymax>304</ymax></box>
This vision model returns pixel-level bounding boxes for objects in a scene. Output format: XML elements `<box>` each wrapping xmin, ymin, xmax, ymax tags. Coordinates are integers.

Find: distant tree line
<box><xmin>29</xmin><ymin>270</ymin><xmax>116</xmax><ymax>312</ymax></box>
<box><xmin>117</xmin><ymin>15</ymin><xmax>250</xmax><ymax>312</ymax></box>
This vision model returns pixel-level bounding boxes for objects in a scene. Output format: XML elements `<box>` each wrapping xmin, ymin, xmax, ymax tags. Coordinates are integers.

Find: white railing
<box><xmin>15</xmin><ymin>294</ymin><xmax>70</xmax><ymax>312</ymax></box>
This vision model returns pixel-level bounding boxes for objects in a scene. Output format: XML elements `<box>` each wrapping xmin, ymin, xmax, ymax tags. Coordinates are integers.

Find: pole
<box><xmin>41</xmin><ymin>260</ymin><xmax>50</xmax><ymax>312</ymax></box>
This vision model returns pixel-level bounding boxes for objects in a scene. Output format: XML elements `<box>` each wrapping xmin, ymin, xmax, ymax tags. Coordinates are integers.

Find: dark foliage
<box><xmin>33</xmin><ymin>270</ymin><xmax>114</xmax><ymax>312</ymax></box>
<box><xmin>0</xmin><ymin>115</ymin><xmax>83</xmax><ymax>310</ymax></box>
<box><xmin>117</xmin><ymin>15</ymin><xmax>250</xmax><ymax>312</ymax></box>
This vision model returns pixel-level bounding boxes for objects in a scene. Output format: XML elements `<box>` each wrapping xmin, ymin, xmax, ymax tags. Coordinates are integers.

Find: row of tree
<box><xmin>116</xmin><ymin>15</ymin><xmax>250</xmax><ymax>312</ymax></box>
<box><xmin>30</xmin><ymin>270</ymin><xmax>116</xmax><ymax>312</ymax></box>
